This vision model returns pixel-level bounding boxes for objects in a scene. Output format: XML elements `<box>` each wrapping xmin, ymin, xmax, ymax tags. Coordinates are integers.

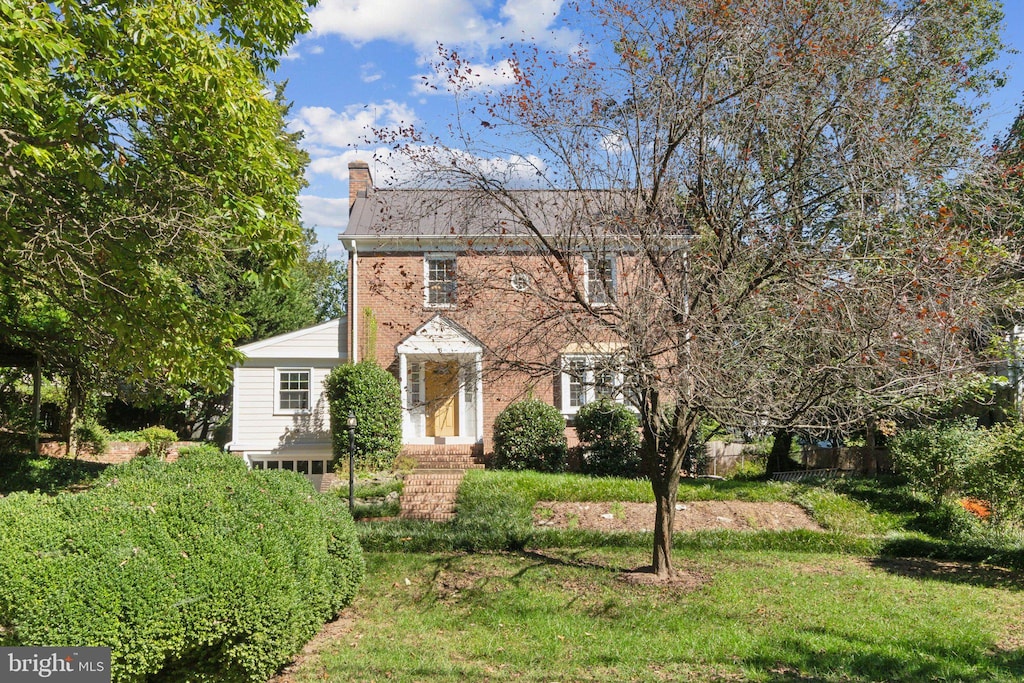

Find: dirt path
<box><xmin>533</xmin><ymin>500</ymin><xmax>821</xmax><ymax>533</ymax></box>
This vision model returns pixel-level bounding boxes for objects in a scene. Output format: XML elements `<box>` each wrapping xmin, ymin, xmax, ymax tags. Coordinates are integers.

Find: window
<box><xmin>510</xmin><ymin>272</ymin><xmax>531</xmax><ymax>292</ymax></box>
<box><xmin>277</xmin><ymin>368</ymin><xmax>311</xmax><ymax>413</ymax></box>
<box><xmin>560</xmin><ymin>354</ymin><xmax>623</xmax><ymax>414</ymax></box>
<box><xmin>425</xmin><ymin>255</ymin><xmax>457</xmax><ymax>307</ymax></box>
<box><xmin>584</xmin><ymin>255</ymin><xmax>615</xmax><ymax>305</ymax></box>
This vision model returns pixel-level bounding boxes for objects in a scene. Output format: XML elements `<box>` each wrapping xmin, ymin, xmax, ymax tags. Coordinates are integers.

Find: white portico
<box><xmin>396</xmin><ymin>315</ymin><xmax>484</xmax><ymax>445</ymax></box>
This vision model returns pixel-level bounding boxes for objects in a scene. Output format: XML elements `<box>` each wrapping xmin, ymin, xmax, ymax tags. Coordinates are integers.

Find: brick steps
<box><xmin>399</xmin><ymin>445</ymin><xmax>483</xmax><ymax>522</ymax></box>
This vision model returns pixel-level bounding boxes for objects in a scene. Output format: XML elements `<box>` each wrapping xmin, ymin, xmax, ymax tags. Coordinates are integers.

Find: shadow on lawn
<box><xmin>868</xmin><ymin>556</ymin><xmax>1024</xmax><ymax>592</ymax></box>
<box><xmin>745</xmin><ymin>627</ymin><xmax>1024</xmax><ymax>683</ymax></box>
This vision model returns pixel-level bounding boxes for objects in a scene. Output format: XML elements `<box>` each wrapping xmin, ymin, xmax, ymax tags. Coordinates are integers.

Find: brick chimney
<box><xmin>348</xmin><ymin>160</ymin><xmax>372</xmax><ymax>213</ymax></box>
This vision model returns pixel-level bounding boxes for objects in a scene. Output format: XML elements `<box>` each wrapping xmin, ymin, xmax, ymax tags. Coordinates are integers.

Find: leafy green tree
<box><xmin>0</xmin><ymin>0</ymin><xmax>314</xmax><ymax>398</ymax></box>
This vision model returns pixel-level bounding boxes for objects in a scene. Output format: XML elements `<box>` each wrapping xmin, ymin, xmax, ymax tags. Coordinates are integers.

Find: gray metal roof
<box><xmin>345</xmin><ymin>188</ymin><xmax>644</xmax><ymax>240</ymax></box>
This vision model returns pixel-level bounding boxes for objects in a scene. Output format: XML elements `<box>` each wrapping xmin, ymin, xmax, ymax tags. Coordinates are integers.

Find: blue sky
<box><xmin>273</xmin><ymin>0</ymin><xmax>1024</xmax><ymax>259</ymax></box>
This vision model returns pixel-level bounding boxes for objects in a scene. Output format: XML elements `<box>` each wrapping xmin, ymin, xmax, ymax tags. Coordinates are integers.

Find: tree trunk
<box><xmin>650</xmin><ymin>468</ymin><xmax>680</xmax><ymax>578</ymax></box>
<box><xmin>766</xmin><ymin>429</ymin><xmax>797</xmax><ymax>474</ymax></box>
<box><xmin>861</xmin><ymin>418</ymin><xmax>877</xmax><ymax>476</ymax></box>
<box><xmin>32</xmin><ymin>354</ymin><xmax>41</xmax><ymax>456</ymax></box>
<box><xmin>61</xmin><ymin>370</ymin><xmax>84</xmax><ymax>457</ymax></box>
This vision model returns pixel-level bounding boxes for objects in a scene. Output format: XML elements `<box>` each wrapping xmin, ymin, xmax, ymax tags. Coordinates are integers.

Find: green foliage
<box><xmin>73</xmin><ymin>420</ymin><xmax>108</xmax><ymax>457</ymax></box>
<box><xmin>107</xmin><ymin>430</ymin><xmax>143</xmax><ymax>442</ymax></box>
<box><xmin>0</xmin><ymin>0</ymin><xmax>314</xmax><ymax>400</ymax></box>
<box><xmin>575</xmin><ymin>399</ymin><xmax>642</xmax><ymax>478</ymax></box>
<box><xmin>963</xmin><ymin>422</ymin><xmax>1024</xmax><ymax>523</ymax></box>
<box><xmin>492</xmin><ymin>399</ymin><xmax>567</xmax><ymax>473</ymax></box>
<box><xmin>325</xmin><ymin>362</ymin><xmax>402</xmax><ymax>471</ymax></box>
<box><xmin>889</xmin><ymin>418</ymin><xmax>985</xmax><ymax>504</ymax></box>
<box><xmin>0</xmin><ymin>450</ymin><xmax>105</xmax><ymax>496</ymax></box>
<box><xmin>728</xmin><ymin>457</ymin><xmax>767</xmax><ymax>481</ymax></box>
<box><xmin>0</xmin><ymin>448</ymin><xmax>364</xmax><ymax>683</ymax></box>
<box><xmin>889</xmin><ymin>419</ymin><xmax>1024</xmax><ymax>524</ymax></box>
<box><xmin>138</xmin><ymin>426</ymin><xmax>178</xmax><ymax>459</ymax></box>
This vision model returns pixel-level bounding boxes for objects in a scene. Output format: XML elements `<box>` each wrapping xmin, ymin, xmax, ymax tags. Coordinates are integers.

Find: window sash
<box><xmin>561</xmin><ymin>355</ymin><xmax>623</xmax><ymax>412</ymax></box>
<box><xmin>585</xmin><ymin>256</ymin><xmax>615</xmax><ymax>305</ymax></box>
<box><xmin>277</xmin><ymin>369</ymin><xmax>311</xmax><ymax>412</ymax></box>
<box><xmin>426</xmin><ymin>257</ymin><xmax>457</xmax><ymax>306</ymax></box>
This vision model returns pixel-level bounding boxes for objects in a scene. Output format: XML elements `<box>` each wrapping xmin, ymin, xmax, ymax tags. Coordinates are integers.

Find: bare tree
<box><xmin>380</xmin><ymin>0</ymin><xmax>1012</xmax><ymax>578</ymax></box>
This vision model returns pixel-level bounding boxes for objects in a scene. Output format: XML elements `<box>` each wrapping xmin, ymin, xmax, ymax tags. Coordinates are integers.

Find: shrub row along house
<box><xmin>230</xmin><ymin>160</ymin><xmax>643</xmax><ymax>473</ymax></box>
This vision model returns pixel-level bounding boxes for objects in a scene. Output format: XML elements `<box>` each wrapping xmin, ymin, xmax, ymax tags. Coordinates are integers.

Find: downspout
<box><xmin>349</xmin><ymin>239</ymin><xmax>359</xmax><ymax>363</ymax></box>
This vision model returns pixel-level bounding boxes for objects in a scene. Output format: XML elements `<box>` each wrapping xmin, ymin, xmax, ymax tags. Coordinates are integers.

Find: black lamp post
<box><xmin>346</xmin><ymin>411</ymin><xmax>357</xmax><ymax>513</ymax></box>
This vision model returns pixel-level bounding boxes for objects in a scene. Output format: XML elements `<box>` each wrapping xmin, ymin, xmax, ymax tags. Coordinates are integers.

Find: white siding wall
<box><xmin>230</xmin><ymin>363</ymin><xmax>339</xmax><ymax>455</ymax></box>
<box><xmin>240</xmin><ymin>319</ymin><xmax>346</xmax><ymax>360</ymax></box>
<box><xmin>230</xmin><ymin>319</ymin><xmax>347</xmax><ymax>460</ymax></box>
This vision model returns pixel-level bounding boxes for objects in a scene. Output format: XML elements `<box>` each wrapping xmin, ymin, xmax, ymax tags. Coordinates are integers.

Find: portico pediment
<box><xmin>396</xmin><ymin>315</ymin><xmax>483</xmax><ymax>357</ymax></box>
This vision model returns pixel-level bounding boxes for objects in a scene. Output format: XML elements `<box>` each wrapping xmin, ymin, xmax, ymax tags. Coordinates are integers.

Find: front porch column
<box><xmin>398</xmin><ymin>353</ymin><xmax>410</xmax><ymax>442</ymax></box>
<box><xmin>475</xmin><ymin>353</ymin><xmax>484</xmax><ymax>442</ymax></box>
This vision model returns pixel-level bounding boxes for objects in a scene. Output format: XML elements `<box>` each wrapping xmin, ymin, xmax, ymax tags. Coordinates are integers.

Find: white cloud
<box><xmin>360</xmin><ymin>62</ymin><xmax>384</xmax><ymax>83</ymax></box>
<box><xmin>289</xmin><ymin>101</ymin><xmax>418</xmax><ymax>150</ymax></box>
<box><xmin>299</xmin><ymin>195</ymin><xmax>350</xmax><ymax>228</ymax></box>
<box><xmin>309</xmin><ymin>0</ymin><xmax>577</xmax><ymax>53</ymax></box>
<box><xmin>308</xmin><ymin>45</ymin><xmax>325</xmax><ymax>55</ymax></box>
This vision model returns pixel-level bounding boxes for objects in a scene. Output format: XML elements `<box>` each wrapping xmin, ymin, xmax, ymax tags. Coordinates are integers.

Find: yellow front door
<box><xmin>425</xmin><ymin>361</ymin><xmax>459</xmax><ymax>437</ymax></box>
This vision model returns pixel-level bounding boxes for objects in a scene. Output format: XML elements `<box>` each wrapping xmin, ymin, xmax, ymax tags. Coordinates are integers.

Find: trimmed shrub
<box><xmin>74</xmin><ymin>420</ymin><xmax>109</xmax><ymax>457</ymax></box>
<box><xmin>575</xmin><ymin>399</ymin><xmax>641</xmax><ymax>477</ymax></box>
<box><xmin>493</xmin><ymin>399</ymin><xmax>567</xmax><ymax>473</ymax></box>
<box><xmin>325</xmin><ymin>362</ymin><xmax>402</xmax><ymax>472</ymax></box>
<box><xmin>138</xmin><ymin>425</ymin><xmax>178</xmax><ymax>459</ymax></box>
<box><xmin>0</xmin><ymin>448</ymin><xmax>364</xmax><ymax>683</ymax></box>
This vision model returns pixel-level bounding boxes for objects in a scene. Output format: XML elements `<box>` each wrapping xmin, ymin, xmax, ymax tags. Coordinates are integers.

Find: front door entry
<box><xmin>424</xmin><ymin>361</ymin><xmax>459</xmax><ymax>437</ymax></box>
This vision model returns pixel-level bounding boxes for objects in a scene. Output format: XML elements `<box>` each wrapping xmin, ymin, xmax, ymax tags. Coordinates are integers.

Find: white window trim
<box><xmin>275</xmin><ymin>367</ymin><xmax>314</xmax><ymax>415</ymax></box>
<box><xmin>424</xmin><ymin>253</ymin><xmax>457</xmax><ymax>309</ymax></box>
<box><xmin>559</xmin><ymin>354</ymin><xmax>624</xmax><ymax>415</ymax></box>
<box><xmin>584</xmin><ymin>255</ymin><xmax>616</xmax><ymax>306</ymax></box>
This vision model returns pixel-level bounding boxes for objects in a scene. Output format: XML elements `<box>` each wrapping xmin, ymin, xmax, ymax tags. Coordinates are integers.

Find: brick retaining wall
<box><xmin>38</xmin><ymin>440</ymin><xmax>192</xmax><ymax>464</ymax></box>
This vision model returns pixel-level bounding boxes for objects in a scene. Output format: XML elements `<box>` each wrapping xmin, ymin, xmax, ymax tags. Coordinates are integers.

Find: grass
<box><xmin>338</xmin><ymin>470</ymin><xmax>1024</xmax><ymax>680</ymax></box>
<box><xmin>286</xmin><ymin>548</ymin><xmax>1024</xmax><ymax>682</ymax></box>
<box><xmin>3</xmin><ymin>453</ymin><xmax>1021</xmax><ymax>681</ymax></box>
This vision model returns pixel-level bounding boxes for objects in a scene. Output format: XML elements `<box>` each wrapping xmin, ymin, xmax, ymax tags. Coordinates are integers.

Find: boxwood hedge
<box><xmin>0</xmin><ymin>446</ymin><xmax>364</xmax><ymax>683</ymax></box>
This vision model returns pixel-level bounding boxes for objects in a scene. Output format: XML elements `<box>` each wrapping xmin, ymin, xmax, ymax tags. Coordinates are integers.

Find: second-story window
<box><xmin>425</xmin><ymin>255</ymin><xmax>457</xmax><ymax>308</ymax></box>
<box><xmin>585</xmin><ymin>255</ymin><xmax>615</xmax><ymax>305</ymax></box>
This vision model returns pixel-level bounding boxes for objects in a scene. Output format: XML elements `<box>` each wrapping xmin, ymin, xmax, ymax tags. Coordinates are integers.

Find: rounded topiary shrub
<box><xmin>325</xmin><ymin>361</ymin><xmax>402</xmax><ymax>471</ymax></box>
<box><xmin>575</xmin><ymin>398</ymin><xmax>642</xmax><ymax>478</ymax></box>
<box><xmin>492</xmin><ymin>398</ymin><xmax>567</xmax><ymax>472</ymax></box>
<box><xmin>0</xmin><ymin>447</ymin><xmax>364</xmax><ymax>683</ymax></box>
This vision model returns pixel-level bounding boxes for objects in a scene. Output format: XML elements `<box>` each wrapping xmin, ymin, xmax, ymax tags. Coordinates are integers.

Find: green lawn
<box><xmin>281</xmin><ymin>471</ymin><xmax>1024</xmax><ymax>682</ymax></box>
<box><xmin>286</xmin><ymin>549</ymin><xmax>1024</xmax><ymax>682</ymax></box>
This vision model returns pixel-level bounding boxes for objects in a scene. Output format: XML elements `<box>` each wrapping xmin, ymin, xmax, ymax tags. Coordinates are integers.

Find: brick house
<box><xmin>344</xmin><ymin>160</ymin><xmax>629</xmax><ymax>458</ymax></box>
